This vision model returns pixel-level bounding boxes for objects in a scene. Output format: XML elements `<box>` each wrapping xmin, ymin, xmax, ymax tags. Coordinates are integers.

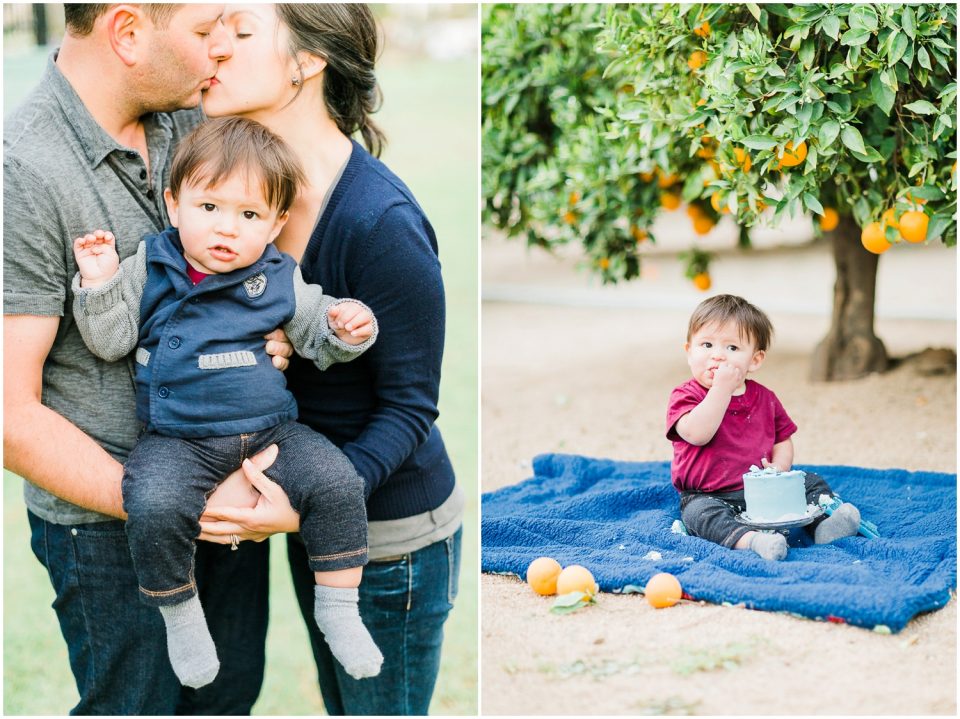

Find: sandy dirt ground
<box><xmin>480</xmin><ymin>230</ymin><xmax>957</xmax><ymax>715</ymax></box>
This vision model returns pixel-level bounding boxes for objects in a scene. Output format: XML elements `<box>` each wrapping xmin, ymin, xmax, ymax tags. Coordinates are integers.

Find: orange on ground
<box><xmin>692</xmin><ymin>272</ymin><xmax>711</xmax><ymax>292</ymax></box>
<box><xmin>711</xmin><ymin>191</ymin><xmax>731</xmax><ymax>214</ymax></box>
<box><xmin>526</xmin><ymin>557</ymin><xmax>562</xmax><ymax>596</ymax></box>
<box><xmin>692</xmin><ymin>215</ymin><xmax>715</xmax><ymax>235</ymax></box>
<box><xmin>733</xmin><ymin>147</ymin><xmax>752</xmax><ymax>173</ymax></box>
<box><xmin>687</xmin><ymin>50</ymin><xmax>707</xmax><ymax>71</ymax></box>
<box><xmin>881</xmin><ymin>208</ymin><xmax>899</xmax><ymax>231</ymax></box>
<box><xmin>777</xmin><ymin>140</ymin><xmax>808</xmax><ymax>168</ymax></box>
<box><xmin>660</xmin><ymin>192</ymin><xmax>682</xmax><ymax>210</ymax></box>
<box><xmin>563</xmin><ymin>210</ymin><xmax>577</xmax><ymax>225</ymax></box>
<box><xmin>556</xmin><ymin>565</ymin><xmax>598</xmax><ymax>598</ymax></box>
<box><xmin>860</xmin><ymin>221</ymin><xmax>891</xmax><ymax>254</ymax></box>
<box><xmin>898</xmin><ymin>210</ymin><xmax>929</xmax><ymax>243</ymax></box>
<box><xmin>820</xmin><ymin>207</ymin><xmax>839</xmax><ymax>232</ymax></box>
<box><xmin>645</xmin><ymin>572</ymin><xmax>683</xmax><ymax>608</ymax></box>
<box><xmin>630</xmin><ymin>225</ymin><xmax>648</xmax><ymax>243</ymax></box>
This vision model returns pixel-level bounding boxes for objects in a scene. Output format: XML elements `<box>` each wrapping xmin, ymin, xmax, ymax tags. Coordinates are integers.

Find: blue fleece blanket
<box><xmin>481</xmin><ymin>454</ymin><xmax>957</xmax><ymax>632</ymax></box>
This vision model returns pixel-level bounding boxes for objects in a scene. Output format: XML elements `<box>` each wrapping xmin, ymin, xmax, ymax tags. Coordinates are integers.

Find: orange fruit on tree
<box><xmin>657</xmin><ymin>169</ymin><xmax>679</xmax><ymax>188</ymax></box>
<box><xmin>898</xmin><ymin>210</ymin><xmax>929</xmax><ymax>243</ymax></box>
<box><xmin>733</xmin><ymin>147</ymin><xmax>752</xmax><ymax>172</ymax></box>
<box><xmin>693</xmin><ymin>20</ymin><xmax>711</xmax><ymax>38</ymax></box>
<box><xmin>686</xmin><ymin>204</ymin><xmax>704</xmax><ymax>219</ymax></box>
<box><xmin>692</xmin><ymin>272</ymin><xmax>711</xmax><ymax>292</ymax></box>
<box><xmin>562</xmin><ymin>210</ymin><xmax>577</xmax><ymax>225</ymax></box>
<box><xmin>820</xmin><ymin>207</ymin><xmax>839</xmax><ymax>232</ymax></box>
<box><xmin>556</xmin><ymin>565</ymin><xmax>598</xmax><ymax>598</ymax></box>
<box><xmin>710</xmin><ymin>191</ymin><xmax>731</xmax><ymax>214</ymax></box>
<box><xmin>777</xmin><ymin>140</ymin><xmax>808</xmax><ymax>168</ymax></box>
<box><xmin>881</xmin><ymin>208</ymin><xmax>899</xmax><ymax>231</ymax></box>
<box><xmin>598</xmin><ymin>257</ymin><xmax>611</xmax><ymax>270</ymax></box>
<box><xmin>640</xmin><ymin>170</ymin><xmax>656</xmax><ymax>183</ymax></box>
<box><xmin>692</xmin><ymin>215</ymin><xmax>715</xmax><ymax>235</ymax></box>
<box><xmin>687</xmin><ymin>50</ymin><xmax>707</xmax><ymax>71</ymax></box>
<box><xmin>568</xmin><ymin>191</ymin><xmax>580</xmax><ymax>206</ymax></box>
<box><xmin>696</xmin><ymin>98</ymin><xmax>707</xmax><ymax>107</ymax></box>
<box><xmin>660</xmin><ymin>191</ymin><xmax>682</xmax><ymax>210</ymax></box>
<box><xmin>630</xmin><ymin>225</ymin><xmax>648</xmax><ymax>243</ymax></box>
<box><xmin>904</xmin><ymin>191</ymin><xmax>927</xmax><ymax>207</ymax></box>
<box><xmin>526</xmin><ymin>557</ymin><xmax>562</xmax><ymax>595</ymax></box>
<box><xmin>645</xmin><ymin>572</ymin><xmax>683</xmax><ymax>608</ymax></box>
<box><xmin>860</xmin><ymin>221</ymin><xmax>891</xmax><ymax>254</ymax></box>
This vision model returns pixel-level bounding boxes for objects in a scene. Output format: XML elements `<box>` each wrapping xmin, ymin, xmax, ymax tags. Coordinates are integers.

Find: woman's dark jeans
<box><xmin>28</xmin><ymin>510</ymin><xmax>269</xmax><ymax>715</ymax></box>
<box><xmin>680</xmin><ymin>471</ymin><xmax>835</xmax><ymax>547</ymax></box>
<box><xmin>123</xmin><ymin>421</ymin><xmax>368</xmax><ymax>606</ymax></box>
<box><xmin>287</xmin><ymin>525</ymin><xmax>462</xmax><ymax>715</ymax></box>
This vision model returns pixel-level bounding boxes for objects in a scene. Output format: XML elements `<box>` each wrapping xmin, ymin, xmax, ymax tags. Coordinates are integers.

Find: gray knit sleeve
<box><xmin>285</xmin><ymin>265</ymin><xmax>378</xmax><ymax>371</ymax></box>
<box><xmin>71</xmin><ymin>241</ymin><xmax>147</xmax><ymax>362</ymax></box>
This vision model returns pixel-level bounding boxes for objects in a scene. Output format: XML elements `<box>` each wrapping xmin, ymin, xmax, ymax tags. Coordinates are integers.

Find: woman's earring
<box><xmin>291</xmin><ymin>76</ymin><xmax>301</xmax><ymax>86</ymax></box>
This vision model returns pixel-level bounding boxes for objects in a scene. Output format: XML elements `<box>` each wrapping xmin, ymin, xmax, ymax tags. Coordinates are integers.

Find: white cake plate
<box><xmin>735</xmin><ymin>505</ymin><xmax>824</xmax><ymax>531</ymax></box>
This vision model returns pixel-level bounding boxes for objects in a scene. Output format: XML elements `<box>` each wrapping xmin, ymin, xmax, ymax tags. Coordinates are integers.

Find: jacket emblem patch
<box><xmin>244</xmin><ymin>273</ymin><xmax>267</xmax><ymax>298</ymax></box>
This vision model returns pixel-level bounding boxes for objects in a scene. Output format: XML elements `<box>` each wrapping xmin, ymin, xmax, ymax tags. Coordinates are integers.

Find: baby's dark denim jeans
<box><xmin>123</xmin><ymin>420</ymin><xmax>368</xmax><ymax>606</ymax></box>
<box><xmin>680</xmin><ymin>471</ymin><xmax>834</xmax><ymax>547</ymax></box>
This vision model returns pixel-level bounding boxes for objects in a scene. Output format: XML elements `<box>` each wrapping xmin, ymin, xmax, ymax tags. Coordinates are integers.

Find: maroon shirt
<box><xmin>666</xmin><ymin>378</ymin><xmax>797</xmax><ymax>493</ymax></box>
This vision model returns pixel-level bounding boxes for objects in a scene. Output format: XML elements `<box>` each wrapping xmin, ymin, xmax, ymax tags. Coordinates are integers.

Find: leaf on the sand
<box><xmin>550</xmin><ymin>591</ymin><xmax>596</xmax><ymax>614</ymax></box>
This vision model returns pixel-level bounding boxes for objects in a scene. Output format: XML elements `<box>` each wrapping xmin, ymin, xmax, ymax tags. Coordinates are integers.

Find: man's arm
<box><xmin>3</xmin><ymin>315</ymin><xmax>126</xmax><ymax>518</ymax></box>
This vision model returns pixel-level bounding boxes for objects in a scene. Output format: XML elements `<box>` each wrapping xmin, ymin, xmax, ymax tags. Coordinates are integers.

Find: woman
<box><xmin>198</xmin><ymin>4</ymin><xmax>463</xmax><ymax>715</ymax></box>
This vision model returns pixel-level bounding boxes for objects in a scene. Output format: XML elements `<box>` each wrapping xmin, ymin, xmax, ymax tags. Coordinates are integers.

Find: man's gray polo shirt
<box><xmin>3</xmin><ymin>52</ymin><xmax>201</xmax><ymax>524</ymax></box>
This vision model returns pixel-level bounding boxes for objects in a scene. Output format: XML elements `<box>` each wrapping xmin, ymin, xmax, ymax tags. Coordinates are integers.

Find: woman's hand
<box><xmin>198</xmin><ymin>444</ymin><xmax>301</xmax><ymax>544</ymax></box>
<box><xmin>264</xmin><ymin>328</ymin><xmax>294</xmax><ymax>370</ymax></box>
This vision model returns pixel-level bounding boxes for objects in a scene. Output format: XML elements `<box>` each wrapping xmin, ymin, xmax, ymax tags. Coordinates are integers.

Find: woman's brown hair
<box><xmin>277</xmin><ymin>4</ymin><xmax>387</xmax><ymax>158</ymax></box>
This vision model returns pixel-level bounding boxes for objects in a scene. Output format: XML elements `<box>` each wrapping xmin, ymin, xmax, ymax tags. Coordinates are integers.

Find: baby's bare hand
<box><xmin>328</xmin><ymin>302</ymin><xmax>375</xmax><ymax>345</ymax></box>
<box><xmin>712</xmin><ymin>363</ymin><xmax>743</xmax><ymax>394</ymax></box>
<box><xmin>74</xmin><ymin>230</ymin><xmax>120</xmax><ymax>286</ymax></box>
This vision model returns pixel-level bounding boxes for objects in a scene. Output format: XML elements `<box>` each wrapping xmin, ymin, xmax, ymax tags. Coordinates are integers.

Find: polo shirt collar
<box><xmin>45</xmin><ymin>49</ymin><xmax>173</xmax><ymax>169</ymax></box>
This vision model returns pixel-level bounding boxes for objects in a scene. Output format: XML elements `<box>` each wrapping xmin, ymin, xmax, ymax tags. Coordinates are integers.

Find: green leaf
<box><xmin>848</xmin><ymin>4</ymin><xmax>878</xmax><ymax>32</ymax></box>
<box><xmin>840</xmin><ymin>125</ymin><xmax>867</xmax><ymax>155</ymax></box>
<box><xmin>908</xmin><ymin>185</ymin><xmax>944</xmax><ymax>201</ymax></box>
<box><xmin>820</xmin><ymin>14</ymin><xmax>841</xmax><ymax>40</ymax></box>
<box><xmin>851</xmin><ymin>146</ymin><xmax>885</xmax><ymax>163</ymax></box>
<box><xmin>917</xmin><ymin>46</ymin><xmax>932</xmax><ymax>71</ymax></box>
<box><xmin>746</xmin><ymin>3</ymin><xmax>761</xmax><ymax>22</ymax></box>
<box><xmin>803</xmin><ymin>193</ymin><xmax>825</xmax><ymax>216</ymax></box>
<box><xmin>926</xmin><ymin>212</ymin><xmax>954</xmax><ymax>243</ymax></box>
<box><xmin>901</xmin><ymin>5</ymin><xmax>916</xmax><ymax>39</ymax></box>
<box><xmin>741</xmin><ymin>135</ymin><xmax>779</xmax><ymax>150</ymax></box>
<box><xmin>888</xmin><ymin>32</ymin><xmax>909</xmax><ymax>66</ymax></box>
<box><xmin>840</xmin><ymin>29</ymin><xmax>871</xmax><ymax>47</ymax></box>
<box><xmin>798</xmin><ymin>39</ymin><xmax>815</xmax><ymax>68</ymax></box>
<box><xmin>903</xmin><ymin>100</ymin><xmax>937</xmax><ymax>115</ymax></box>
<box><xmin>870</xmin><ymin>73</ymin><xmax>896</xmax><ymax>115</ymax></box>
<box><xmin>550</xmin><ymin>591</ymin><xmax>595</xmax><ymax>614</ymax></box>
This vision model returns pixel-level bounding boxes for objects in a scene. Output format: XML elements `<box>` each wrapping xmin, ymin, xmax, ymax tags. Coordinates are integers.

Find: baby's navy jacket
<box><xmin>135</xmin><ymin>228</ymin><xmax>299</xmax><ymax>438</ymax></box>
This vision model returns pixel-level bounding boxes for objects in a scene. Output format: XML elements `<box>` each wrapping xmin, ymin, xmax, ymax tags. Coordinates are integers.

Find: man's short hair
<box><xmin>686</xmin><ymin>294</ymin><xmax>774</xmax><ymax>351</ymax></box>
<box><xmin>64</xmin><ymin>4</ymin><xmax>180</xmax><ymax>36</ymax></box>
<box><xmin>168</xmin><ymin>117</ymin><xmax>306</xmax><ymax>215</ymax></box>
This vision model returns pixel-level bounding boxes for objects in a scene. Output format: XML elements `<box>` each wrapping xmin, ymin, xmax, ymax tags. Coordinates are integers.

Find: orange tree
<box><xmin>482</xmin><ymin>3</ymin><xmax>957</xmax><ymax>380</ymax></box>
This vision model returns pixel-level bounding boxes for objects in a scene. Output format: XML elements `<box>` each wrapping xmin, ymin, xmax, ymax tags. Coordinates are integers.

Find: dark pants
<box><xmin>28</xmin><ymin>510</ymin><xmax>268</xmax><ymax>715</ymax></box>
<box><xmin>680</xmin><ymin>472</ymin><xmax>834</xmax><ymax>548</ymax></box>
<box><xmin>287</xmin><ymin>526</ymin><xmax>462</xmax><ymax>715</ymax></box>
<box><xmin>123</xmin><ymin>421</ymin><xmax>368</xmax><ymax>606</ymax></box>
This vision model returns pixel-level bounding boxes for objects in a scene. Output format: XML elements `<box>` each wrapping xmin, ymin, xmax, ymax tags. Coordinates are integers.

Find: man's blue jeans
<box><xmin>287</xmin><ymin>526</ymin><xmax>462</xmax><ymax>715</ymax></box>
<box><xmin>28</xmin><ymin>510</ymin><xmax>269</xmax><ymax>715</ymax></box>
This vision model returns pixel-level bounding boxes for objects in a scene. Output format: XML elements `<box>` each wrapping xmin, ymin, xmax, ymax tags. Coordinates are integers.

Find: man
<box><xmin>4</xmin><ymin>5</ymin><xmax>288</xmax><ymax>713</ymax></box>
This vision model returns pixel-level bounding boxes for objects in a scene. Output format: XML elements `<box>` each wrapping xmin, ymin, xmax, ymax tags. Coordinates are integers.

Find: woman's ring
<box><xmin>230</xmin><ymin>534</ymin><xmax>239</xmax><ymax>551</ymax></box>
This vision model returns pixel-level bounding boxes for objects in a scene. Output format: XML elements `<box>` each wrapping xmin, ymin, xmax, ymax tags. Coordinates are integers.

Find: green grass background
<box><xmin>2</xmin><ymin>31</ymin><xmax>478</xmax><ymax>716</ymax></box>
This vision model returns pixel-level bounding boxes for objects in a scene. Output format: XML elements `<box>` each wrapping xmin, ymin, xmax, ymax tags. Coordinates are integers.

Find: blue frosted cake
<box><xmin>742</xmin><ymin>465</ymin><xmax>809</xmax><ymax>522</ymax></box>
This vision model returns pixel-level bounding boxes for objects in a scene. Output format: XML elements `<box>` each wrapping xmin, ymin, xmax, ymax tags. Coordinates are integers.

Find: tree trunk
<box><xmin>810</xmin><ymin>215</ymin><xmax>888</xmax><ymax>381</ymax></box>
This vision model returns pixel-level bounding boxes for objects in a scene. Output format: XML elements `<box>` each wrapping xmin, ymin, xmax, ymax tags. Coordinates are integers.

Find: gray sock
<box><xmin>314</xmin><ymin>585</ymin><xmax>383</xmax><ymax>680</ymax></box>
<box><xmin>749</xmin><ymin>532</ymin><xmax>788</xmax><ymax>561</ymax></box>
<box><xmin>158</xmin><ymin>595</ymin><xmax>220</xmax><ymax>688</ymax></box>
<box><xmin>815</xmin><ymin>503</ymin><xmax>861</xmax><ymax>544</ymax></box>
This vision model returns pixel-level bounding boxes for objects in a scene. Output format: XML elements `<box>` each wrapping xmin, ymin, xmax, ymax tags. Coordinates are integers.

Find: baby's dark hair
<box><xmin>686</xmin><ymin>294</ymin><xmax>774</xmax><ymax>351</ymax></box>
<box><xmin>168</xmin><ymin>117</ymin><xmax>305</xmax><ymax>215</ymax></box>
